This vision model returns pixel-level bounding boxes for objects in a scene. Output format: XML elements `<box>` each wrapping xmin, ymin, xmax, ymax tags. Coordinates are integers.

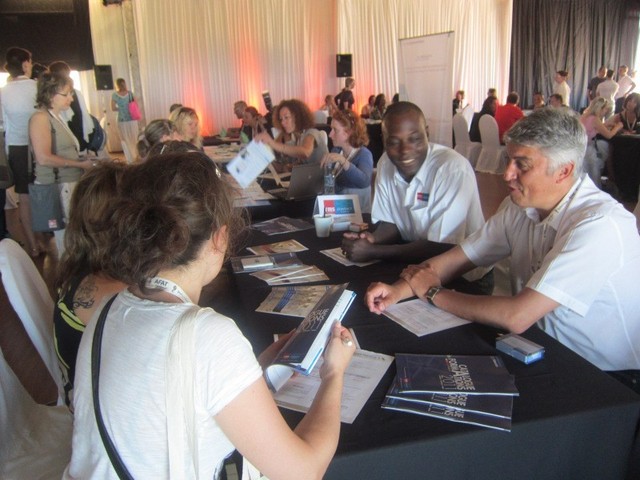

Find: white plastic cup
<box><xmin>313</xmin><ymin>214</ymin><xmax>333</xmax><ymax>238</ymax></box>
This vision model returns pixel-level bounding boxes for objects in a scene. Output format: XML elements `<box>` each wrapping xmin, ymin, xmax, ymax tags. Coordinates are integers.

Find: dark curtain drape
<box><xmin>0</xmin><ymin>0</ymin><xmax>94</xmax><ymax>70</ymax></box>
<box><xmin>510</xmin><ymin>0</ymin><xmax>637</xmax><ymax>112</ymax></box>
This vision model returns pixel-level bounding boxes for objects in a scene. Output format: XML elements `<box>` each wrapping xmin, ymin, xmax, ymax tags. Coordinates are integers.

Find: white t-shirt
<box><xmin>372</xmin><ymin>145</ymin><xmax>485</xmax><ymax>245</ymax></box>
<box><xmin>0</xmin><ymin>76</ymin><xmax>37</xmax><ymax>146</ymax></box>
<box><xmin>553</xmin><ymin>81</ymin><xmax>571</xmax><ymax>106</ymax></box>
<box><xmin>596</xmin><ymin>79</ymin><xmax>619</xmax><ymax>105</ymax></box>
<box><xmin>616</xmin><ymin>75</ymin><xmax>635</xmax><ymax>99</ymax></box>
<box><xmin>461</xmin><ymin>175</ymin><xmax>640</xmax><ymax>371</ymax></box>
<box><xmin>65</xmin><ymin>290</ymin><xmax>263</xmax><ymax>479</ymax></box>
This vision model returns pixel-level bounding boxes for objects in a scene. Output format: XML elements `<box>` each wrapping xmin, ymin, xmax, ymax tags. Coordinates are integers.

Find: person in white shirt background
<box><xmin>614</xmin><ymin>64</ymin><xmax>637</xmax><ymax>114</ymax></box>
<box><xmin>552</xmin><ymin>70</ymin><xmax>571</xmax><ymax>107</ymax></box>
<box><xmin>0</xmin><ymin>47</ymin><xmax>42</xmax><ymax>256</ymax></box>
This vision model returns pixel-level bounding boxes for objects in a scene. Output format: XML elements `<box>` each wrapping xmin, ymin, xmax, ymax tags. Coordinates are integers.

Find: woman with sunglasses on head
<box><xmin>64</xmin><ymin>152</ymin><xmax>355</xmax><ymax>479</ymax></box>
<box><xmin>29</xmin><ymin>71</ymin><xmax>94</xmax><ymax>254</ymax></box>
<box><xmin>321</xmin><ymin>110</ymin><xmax>373</xmax><ymax>212</ymax></box>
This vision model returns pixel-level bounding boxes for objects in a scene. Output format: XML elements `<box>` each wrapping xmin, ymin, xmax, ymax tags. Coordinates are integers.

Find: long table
<box><xmin>202</xmin><ymin>224</ymin><xmax>640</xmax><ymax>480</ymax></box>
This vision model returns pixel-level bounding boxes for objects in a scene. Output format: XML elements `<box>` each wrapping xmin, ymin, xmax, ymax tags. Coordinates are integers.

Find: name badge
<box><xmin>416</xmin><ymin>192</ymin><xmax>429</xmax><ymax>203</ymax></box>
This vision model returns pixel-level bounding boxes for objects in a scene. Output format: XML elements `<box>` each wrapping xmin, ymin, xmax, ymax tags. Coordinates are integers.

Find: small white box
<box><xmin>496</xmin><ymin>334</ymin><xmax>545</xmax><ymax>364</ymax></box>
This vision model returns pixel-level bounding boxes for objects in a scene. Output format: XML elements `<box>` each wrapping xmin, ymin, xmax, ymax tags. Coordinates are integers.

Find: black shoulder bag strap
<box><xmin>91</xmin><ymin>294</ymin><xmax>135</xmax><ymax>480</ymax></box>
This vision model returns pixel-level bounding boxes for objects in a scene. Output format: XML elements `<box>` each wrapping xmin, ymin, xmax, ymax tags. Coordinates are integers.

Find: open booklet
<box><xmin>275</xmin><ymin>349</ymin><xmax>394</xmax><ymax>424</ymax></box>
<box><xmin>226</xmin><ymin>140</ymin><xmax>275</xmax><ymax>188</ymax></box>
<box><xmin>264</xmin><ymin>283</ymin><xmax>356</xmax><ymax>392</ymax></box>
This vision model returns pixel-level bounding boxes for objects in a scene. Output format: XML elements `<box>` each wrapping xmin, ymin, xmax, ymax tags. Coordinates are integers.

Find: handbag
<box><xmin>28</xmin><ymin>115</ymin><xmax>65</xmax><ymax>232</ymax></box>
<box><xmin>92</xmin><ymin>295</ymin><xmax>134</xmax><ymax>480</ymax></box>
<box><xmin>128</xmin><ymin>93</ymin><xmax>142</xmax><ymax>121</ymax></box>
<box><xmin>28</xmin><ymin>182</ymin><xmax>65</xmax><ymax>232</ymax></box>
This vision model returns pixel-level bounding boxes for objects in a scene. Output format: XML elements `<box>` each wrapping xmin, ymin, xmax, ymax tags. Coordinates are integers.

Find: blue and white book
<box><xmin>265</xmin><ymin>283</ymin><xmax>356</xmax><ymax>392</ymax></box>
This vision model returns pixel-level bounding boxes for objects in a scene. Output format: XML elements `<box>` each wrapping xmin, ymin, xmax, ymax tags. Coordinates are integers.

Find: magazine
<box><xmin>264</xmin><ymin>283</ymin><xmax>356</xmax><ymax>392</ymax></box>
<box><xmin>396</xmin><ymin>354</ymin><xmax>519</xmax><ymax>396</ymax></box>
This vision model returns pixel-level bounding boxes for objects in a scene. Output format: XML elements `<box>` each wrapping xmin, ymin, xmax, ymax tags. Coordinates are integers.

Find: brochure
<box><xmin>248</xmin><ymin>239</ymin><xmax>308</xmax><ymax>256</ymax></box>
<box><xmin>382</xmin><ymin>395</ymin><xmax>512</xmax><ymax>432</ymax></box>
<box><xmin>395</xmin><ymin>354</ymin><xmax>519</xmax><ymax>396</ymax></box>
<box><xmin>385</xmin><ymin>378</ymin><xmax>513</xmax><ymax>419</ymax></box>
<box><xmin>226</xmin><ymin>140</ymin><xmax>275</xmax><ymax>188</ymax></box>
<box><xmin>256</xmin><ymin>285</ymin><xmax>332</xmax><ymax>317</ymax></box>
<box><xmin>320</xmin><ymin>247</ymin><xmax>379</xmax><ymax>267</ymax></box>
<box><xmin>382</xmin><ymin>299</ymin><xmax>470</xmax><ymax>336</ymax></box>
<box><xmin>251</xmin><ymin>265</ymin><xmax>329</xmax><ymax>285</ymax></box>
<box><xmin>264</xmin><ymin>283</ymin><xmax>356</xmax><ymax>392</ymax></box>
<box><xmin>275</xmin><ymin>349</ymin><xmax>394</xmax><ymax>424</ymax></box>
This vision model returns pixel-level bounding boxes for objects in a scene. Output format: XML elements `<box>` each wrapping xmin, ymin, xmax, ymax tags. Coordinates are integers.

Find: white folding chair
<box><xmin>461</xmin><ymin>104</ymin><xmax>474</xmax><ymax>130</ymax></box>
<box><xmin>475</xmin><ymin>115</ymin><xmax>507</xmax><ymax>174</ymax></box>
<box><xmin>318</xmin><ymin>130</ymin><xmax>329</xmax><ymax>148</ymax></box>
<box><xmin>452</xmin><ymin>114</ymin><xmax>482</xmax><ymax>167</ymax></box>
<box><xmin>313</xmin><ymin>109</ymin><xmax>328</xmax><ymax>125</ymax></box>
<box><xmin>0</xmin><ymin>346</ymin><xmax>72</xmax><ymax>479</ymax></box>
<box><xmin>0</xmin><ymin>239</ymin><xmax>64</xmax><ymax>406</ymax></box>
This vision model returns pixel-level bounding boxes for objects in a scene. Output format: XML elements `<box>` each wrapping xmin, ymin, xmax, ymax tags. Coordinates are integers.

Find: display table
<box><xmin>203</xmin><ymin>224</ymin><xmax>640</xmax><ymax>480</ymax></box>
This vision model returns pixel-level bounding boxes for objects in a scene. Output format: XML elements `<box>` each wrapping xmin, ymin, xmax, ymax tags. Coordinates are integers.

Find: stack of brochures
<box><xmin>382</xmin><ymin>354</ymin><xmax>518</xmax><ymax>431</ymax></box>
<box><xmin>230</xmin><ymin>252</ymin><xmax>303</xmax><ymax>273</ymax></box>
<box><xmin>230</xmin><ymin>252</ymin><xmax>328</xmax><ymax>285</ymax></box>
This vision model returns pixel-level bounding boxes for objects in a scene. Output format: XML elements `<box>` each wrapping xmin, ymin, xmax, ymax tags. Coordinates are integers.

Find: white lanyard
<box><xmin>146</xmin><ymin>277</ymin><xmax>192</xmax><ymax>304</ymax></box>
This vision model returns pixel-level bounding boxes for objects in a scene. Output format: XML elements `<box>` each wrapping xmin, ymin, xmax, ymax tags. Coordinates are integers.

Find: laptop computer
<box><xmin>267</xmin><ymin>164</ymin><xmax>324</xmax><ymax>201</ymax></box>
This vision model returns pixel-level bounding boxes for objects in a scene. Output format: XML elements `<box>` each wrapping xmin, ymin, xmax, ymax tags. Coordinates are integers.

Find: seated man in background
<box><xmin>342</xmin><ymin>101</ymin><xmax>491</xmax><ymax>291</ymax></box>
<box><xmin>365</xmin><ymin>108</ymin><xmax>640</xmax><ymax>393</ymax></box>
<box><xmin>494</xmin><ymin>91</ymin><xmax>524</xmax><ymax>143</ymax></box>
<box><xmin>231</xmin><ymin>100</ymin><xmax>252</xmax><ymax>139</ymax></box>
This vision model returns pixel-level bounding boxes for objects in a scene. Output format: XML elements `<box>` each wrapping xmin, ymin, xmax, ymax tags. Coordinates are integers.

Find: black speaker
<box><xmin>336</xmin><ymin>54</ymin><xmax>352</xmax><ymax>78</ymax></box>
<box><xmin>94</xmin><ymin>65</ymin><xmax>114</xmax><ymax>90</ymax></box>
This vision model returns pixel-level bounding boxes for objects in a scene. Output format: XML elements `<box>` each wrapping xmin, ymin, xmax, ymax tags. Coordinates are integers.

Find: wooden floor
<box><xmin>1</xmin><ymin>171</ymin><xmax>621</xmax><ymax>405</ymax></box>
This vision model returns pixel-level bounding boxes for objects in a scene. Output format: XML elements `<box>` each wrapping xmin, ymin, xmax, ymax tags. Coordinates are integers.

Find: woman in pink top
<box><xmin>580</xmin><ymin>97</ymin><xmax>623</xmax><ymax>187</ymax></box>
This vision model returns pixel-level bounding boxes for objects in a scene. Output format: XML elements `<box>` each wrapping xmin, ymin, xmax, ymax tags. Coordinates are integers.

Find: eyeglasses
<box><xmin>55</xmin><ymin>91</ymin><xmax>72</xmax><ymax>98</ymax></box>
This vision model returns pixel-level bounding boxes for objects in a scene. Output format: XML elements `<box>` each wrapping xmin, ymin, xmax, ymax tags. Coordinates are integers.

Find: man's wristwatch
<box><xmin>426</xmin><ymin>286</ymin><xmax>442</xmax><ymax>306</ymax></box>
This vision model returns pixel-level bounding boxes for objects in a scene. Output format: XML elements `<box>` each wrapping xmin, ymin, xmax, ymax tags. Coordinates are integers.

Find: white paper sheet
<box><xmin>273</xmin><ymin>349</ymin><xmax>394</xmax><ymax>424</ymax></box>
<box><xmin>320</xmin><ymin>247</ymin><xmax>379</xmax><ymax>267</ymax></box>
<box><xmin>382</xmin><ymin>298</ymin><xmax>470</xmax><ymax>336</ymax></box>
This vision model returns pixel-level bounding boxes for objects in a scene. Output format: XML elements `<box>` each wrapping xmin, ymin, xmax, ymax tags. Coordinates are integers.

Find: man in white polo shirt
<box><xmin>365</xmin><ymin>108</ymin><xmax>640</xmax><ymax>392</ymax></box>
<box><xmin>341</xmin><ymin>102</ymin><xmax>487</xmax><ymax>286</ymax></box>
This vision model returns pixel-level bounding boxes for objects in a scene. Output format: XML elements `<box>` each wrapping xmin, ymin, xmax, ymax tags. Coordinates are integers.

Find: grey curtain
<box><xmin>510</xmin><ymin>0</ymin><xmax>637</xmax><ymax>112</ymax></box>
